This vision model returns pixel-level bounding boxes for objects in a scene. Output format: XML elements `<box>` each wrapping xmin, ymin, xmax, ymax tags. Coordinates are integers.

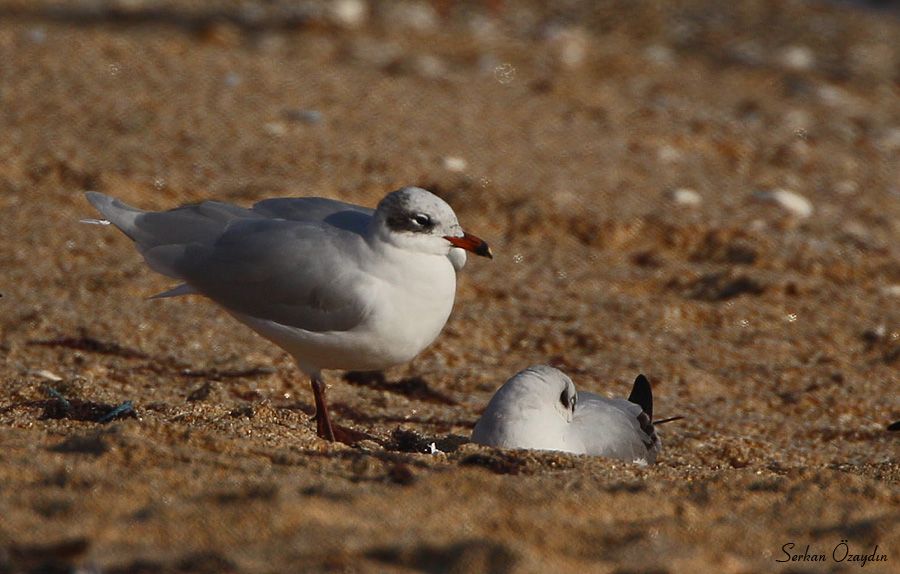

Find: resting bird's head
<box><xmin>516</xmin><ymin>365</ymin><xmax>578</xmax><ymax>423</ymax></box>
<box><xmin>482</xmin><ymin>365</ymin><xmax>578</xmax><ymax>425</ymax></box>
<box><xmin>471</xmin><ymin>364</ymin><xmax>579</xmax><ymax>453</ymax></box>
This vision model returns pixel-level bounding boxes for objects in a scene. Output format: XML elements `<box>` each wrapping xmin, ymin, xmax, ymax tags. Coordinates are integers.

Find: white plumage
<box><xmin>472</xmin><ymin>365</ymin><xmax>662</xmax><ymax>464</ymax></box>
<box><xmin>85</xmin><ymin>187</ymin><xmax>492</xmax><ymax>440</ymax></box>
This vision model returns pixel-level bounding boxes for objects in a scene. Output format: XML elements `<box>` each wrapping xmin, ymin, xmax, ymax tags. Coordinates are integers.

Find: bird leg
<box><xmin>309</xmin><ymin>375</ymin><xmax>336</xmax><ymax>441</ymax></box>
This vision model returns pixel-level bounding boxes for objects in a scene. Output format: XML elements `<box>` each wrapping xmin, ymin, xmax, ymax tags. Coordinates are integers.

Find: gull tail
<box><xmin>82</xmin><ymin>191</ymin><xmax>189</xmax><ymax>280</ymax></box>
<box><xmin>84</xmin><ymin>191</ymin><xmax>145</xmax><ymax>241</ymax></box>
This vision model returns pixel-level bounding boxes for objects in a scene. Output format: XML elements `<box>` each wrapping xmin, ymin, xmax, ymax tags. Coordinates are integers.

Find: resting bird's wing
<box><xmin>572</xmin><ymin>392</ymin><xmax>659</xmax><ymax>463</ymax></box>
<box><xmin>252</xmin><ymin>197</ymin><xmax>373</xmax><ymax>231</ymax></box>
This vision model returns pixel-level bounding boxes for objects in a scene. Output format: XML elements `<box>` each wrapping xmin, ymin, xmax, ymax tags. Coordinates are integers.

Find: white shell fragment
<box><xmin>329</xmin><ymin>0</ymin><xmax>368</xmax><ymax>29</ymax></box>
<box><xmin>667</xmin><ymin>188</ymin><xmax>702</xmax><ymax>206</ymax></box>
<box><xmin>442</xmin><ymin>156</ymin><xmax>468</xmax><ymax>173</ymax></box>
<box><xmin>30</xmin><ymin>369</ymin><xmax>63</xmax><ymax>382</ymax></box>
<box><xmin>754</xmin><ymin>188</ymin><xmax>813</xmax><ymax>218</ymax></box>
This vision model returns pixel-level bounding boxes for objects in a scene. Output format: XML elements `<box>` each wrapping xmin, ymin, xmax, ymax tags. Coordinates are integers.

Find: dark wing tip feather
<box><xmin>628</xmin><ymin>374</ymin><xmax>653</xmax><ymax>420</ymax></box>
<box><xmin>888</xmin><ymin>420</ymin><xmax>900</xmax><ymax>432</ymax></box>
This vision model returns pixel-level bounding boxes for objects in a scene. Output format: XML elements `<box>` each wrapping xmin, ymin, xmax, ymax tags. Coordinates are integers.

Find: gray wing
<box><xmin>86</xmin><ymin>192</ymin><xmax>373</xmax><ymax>332</ymax></box>
<box><xmin>573</xmin><ymin>392</ymin><xmax>658</xmax><ymax>462</ymax></box>
<box><xmin>252</xmin><ymin>197</ymin><xmax>374</xmax><ymax>234</ymax></box>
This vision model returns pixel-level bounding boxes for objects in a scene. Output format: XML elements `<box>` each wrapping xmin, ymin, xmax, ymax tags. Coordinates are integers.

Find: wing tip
<box><xmin>84</xmin><ymin>190</ymin><xmax>112</xmax><ymax>211</ymax></box>
<box><xmin>628</xmin><ymin>374</ymin><xmax>653</xmax><ymax>420</ymax></box>
<box><xmin>148</xmin><ymin>283</ymin><xmax>196</xmax><ymax>299</ymax></box>
<box><xmin>83</xmin><ymin>192</ymin><xmax>143</xmax><ymax>239</ymax></box>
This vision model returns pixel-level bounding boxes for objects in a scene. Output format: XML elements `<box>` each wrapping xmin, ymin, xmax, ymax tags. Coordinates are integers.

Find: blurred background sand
<box><xmin>0</xmin><ymin>1</ymin><xmax>897</xmax><ymax>572</ymax></box>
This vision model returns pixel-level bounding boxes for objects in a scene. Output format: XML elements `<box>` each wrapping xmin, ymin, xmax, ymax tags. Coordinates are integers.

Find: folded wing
<box><xmin>573</xmin><ymin>392</ymin><xmax>659</xmax><ymax>463</ymax></box>
<box><xmin>86</xmin><ymin>192</ymin><xmax>374</xmax><ymax>333</ymax></box>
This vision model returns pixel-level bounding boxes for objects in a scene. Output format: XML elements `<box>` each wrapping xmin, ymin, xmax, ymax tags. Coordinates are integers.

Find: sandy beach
<box><xmin>0</xmin><ymin>1</ymin><xmax>897</xmax><ymax>572</ymax></box>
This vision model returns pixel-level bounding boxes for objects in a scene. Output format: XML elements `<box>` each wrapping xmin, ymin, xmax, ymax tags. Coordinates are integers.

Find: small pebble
<box><xmin>754</xmin><ymin>188</ymin><xmax>813</xmax><ymax>218</ymax></box>
<box><xmin>413</xmin><ymin>54</ymin><xmax>446</xmax><ymax>79</ymax></box>
<box><xmin>863</xmin><ymin>324</ymin><xmax>886</xmax><ymax>341</ymax></box>
<box><xmin>657</xmin><ymin>144</ymin><xmax>682</xmax><ymax>163</ymax></box>
<box><xmin>779</xmin><ymin>45</ymin><xmax>815</xmax><ymax>71</ymax></box>
<box><xmin>27</xmin><ymin>27</ymin><xmax>47</xmax><ymax>44</ymax></box>
<box><xmin>881</xmin><ymin>285</ymin><xmax>900</xmax><ymax>297</ymax></box>
<box><xmin>542</xmin><ymin>25</ymin><xmax>590</xmax><ymax>69</ymax></box>
<box><xmin>263</xmin><ymin>122</ymin><xmax>287</xmax><ymax>137</ymax></box>
<box><xmin>282</xmin><ymin>109</ymin><xmax>323</xmax><ymax>125</ymax></box>
<box><xmin>834</xmin><ymin>180</ymin><xmax>858</xmax><ymax>196</ymax></box>
<box><xmin>728</xmin><ymin>40</ymin><xmax>765</xmax><ymax>67</ymax></box>
<box><xmin>878</xmin><ymin>128</ymin><xmax>900</xmax><ymax>152</ymax></box>
<box><xmin>329</xmin><ymin>0</ymin><xmax>368</xmax><ymax>29</ymax></box>
<box><xmin>224</xmin><ymin>72</ymin><xmax>242</xmax><ymax>87</ymax></box>
<box><xmin>783</xmin><ymin>109</ymin><xmax>810</xmax><ymax>132</ymax></box>
<box><xmin>667</xmin><ymin>188</ymin><xmax>702</xmax><ymax>206</ymax></box>
<box><xmin>644</xmin><ymin>44</ymin><xmax>674</xmax><ymax>65</ymax></box>
<box><xmin>388</xmin><ymin>2</ymin><xmax>438</xmax><ymax>32</ymax></box>
<box><xmin>442</xmin><ymin>156</ymin><xmax>468</xmax><ymax>173</ymax></box>
<box><xmin>841</xmin><ymin>220</ymin><xmax>878</xmax><ymax>249</ymax></box>
<box><xmin>256</xmin><ymin>33</ymin><xmax>287</xmax><ymax>54</ymax></box>
<box><xmin>817</xmin><ymin>84</ymin><xmax>853</xmax><ymax>108</ymax></box>
<box><xmin>356</xmin><ymin>439</ymin><xmax>382</xmax><ymax>451</ymax></box>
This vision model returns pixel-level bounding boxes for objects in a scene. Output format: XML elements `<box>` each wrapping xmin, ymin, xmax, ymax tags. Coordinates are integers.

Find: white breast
<box><xmin>364</xmin><ymin>250</ymin><xmax>457</xmax><ymax>364</ymax></box>
<box><xmin>228</xmin><ymin>249</ymin><xmax>458</xmax><ymax>374</ymax></box>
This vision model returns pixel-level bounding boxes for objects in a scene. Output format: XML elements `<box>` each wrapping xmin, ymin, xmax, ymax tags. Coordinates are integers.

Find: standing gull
<box><xmin>471</xmin><ymin>365</ymin><xmax>663</xmax><ymax>464</ymax></box>
<box><xmin>84</xmin><ymin>187</ymin><xmax>492</xmax><ymax>441</ymax></box>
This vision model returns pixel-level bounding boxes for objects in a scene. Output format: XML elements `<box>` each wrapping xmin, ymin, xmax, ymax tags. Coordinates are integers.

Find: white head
<box><xmin>371</xmin><ymin>187</ymin><xmax>492</xmax><ymax>259</ymax></box>
<box><xmin>471</xmin><ymin>365</ymin><xmax>579</xmax><ymax>452</ymax></box>
<box><xmin>501</xmin><ymin>365</ymin><xmax>578</xmax><ymax>423</ymax></box>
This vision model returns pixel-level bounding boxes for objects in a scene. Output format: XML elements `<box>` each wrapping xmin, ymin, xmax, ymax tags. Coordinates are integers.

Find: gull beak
<box><xmin>444</xmin><ymin>232</ymin><xmax>493</xmax><ymax>259</ymax></box>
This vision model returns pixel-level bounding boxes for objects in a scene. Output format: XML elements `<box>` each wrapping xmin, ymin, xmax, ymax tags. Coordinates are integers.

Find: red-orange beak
<box><xmin>444</xmin><ymin>232</ymin><xmax>493</xmax><ymax>259</ymax></box>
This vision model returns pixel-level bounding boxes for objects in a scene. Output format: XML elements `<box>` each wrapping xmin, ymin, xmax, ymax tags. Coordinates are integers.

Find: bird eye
<box><xmin>411</xmin><ymin>213</ymin><xmax>432</xmax><ymax>227</ymax></box>
<box><xmin>559</xmin><ymin>390</ymin><xmax>569</xmax><ymax>409</ymax></box>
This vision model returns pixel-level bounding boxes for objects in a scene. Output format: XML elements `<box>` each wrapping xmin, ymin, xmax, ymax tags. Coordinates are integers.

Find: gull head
<box><xmin>481</xmin><ymin>365</ymin><xmax>578</xmax><ymax>424</ymax></box>
<box><xmin>471</xmin><ymin>364</ymin><xmax>579</xmax><ymax>450</ymax></box>
<box><xmin>373</xmin><ymin>187</ymin><xmax>492</xmax><ymax>259</ymax></box>
<box><xmin>516</xmin><ymin>365</ymin><xmax>578</xmax><ymax>423</ymax></box>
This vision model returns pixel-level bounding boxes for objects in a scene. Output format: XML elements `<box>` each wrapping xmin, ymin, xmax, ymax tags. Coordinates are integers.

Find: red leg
<box><xmin>309</xmin><ymin>376</ymin><xmax>336</xmax><ymax>441</ymax></box>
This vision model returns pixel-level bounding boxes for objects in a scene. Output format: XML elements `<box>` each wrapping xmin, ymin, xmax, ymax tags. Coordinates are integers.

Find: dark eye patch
<box><xmin>386</xmin><ymin>211</ymin><xmax>435</xmax><ymax>233</ymax></box>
